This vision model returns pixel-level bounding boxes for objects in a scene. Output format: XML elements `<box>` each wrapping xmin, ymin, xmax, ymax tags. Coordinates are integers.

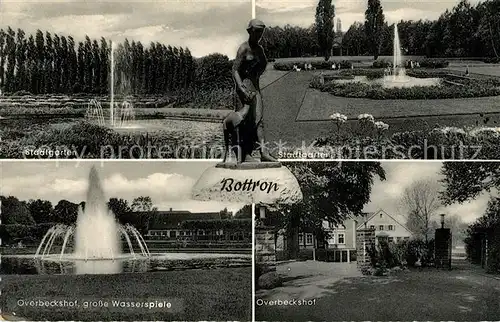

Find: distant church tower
<box><xmin>336</xmin><ymin>18</ymin><xmax>342</xmax><ymax>33</ymax></box>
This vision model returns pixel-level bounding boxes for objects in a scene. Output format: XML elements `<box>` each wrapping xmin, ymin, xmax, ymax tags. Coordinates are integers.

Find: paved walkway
<box><xmin>260</xmin><ymin>68</ymin><xmax>500</xmax><ymax>147</ymax></box>
<box><xmin>256</xmin><ymin>259</ymin><xmax>500</xmax><ymax>321</ymax></box>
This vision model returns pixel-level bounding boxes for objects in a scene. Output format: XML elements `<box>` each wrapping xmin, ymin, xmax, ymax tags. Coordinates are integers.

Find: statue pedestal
<box><xmin>191</xmin><ymin>162</ymin><xmax>302</xmax><ymax>204</ymax></box>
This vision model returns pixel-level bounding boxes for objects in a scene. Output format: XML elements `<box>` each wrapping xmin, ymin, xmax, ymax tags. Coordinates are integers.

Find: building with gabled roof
<box><xmin>358</xmin><ymin>209</ymin><xmax>412</xmax><ymax>243</ymax></box>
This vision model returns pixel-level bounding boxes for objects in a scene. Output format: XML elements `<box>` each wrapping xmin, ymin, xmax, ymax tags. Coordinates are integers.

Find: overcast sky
<box><xmin>257</xmin><ymin>0</ymin><xmax>483</xmax><ymax>31</ymax></box>
<box><xmin>364</xmin><ymin>161</ymin><xmax>495</xmax><ymax>224</ymax></box>
<box><xmin>0</xmin><ymin>161</ymin><xmax>245</xmax><ymax>214</ymax></box>
<box><xmin>0</xmin><ymin>0</ymin><xmax>251</xmax><ymax>58</ymax></box>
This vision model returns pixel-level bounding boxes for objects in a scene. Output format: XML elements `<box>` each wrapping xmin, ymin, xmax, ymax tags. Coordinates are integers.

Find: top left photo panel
<box><xmin>0</xmin><ymin>0</ymin><xmax>252</xmax><ymax>159</ymax></box>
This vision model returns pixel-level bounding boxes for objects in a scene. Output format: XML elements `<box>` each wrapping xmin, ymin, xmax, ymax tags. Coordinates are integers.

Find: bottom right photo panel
<box><xmin>254</xmin><ymin>161</ymin><xmax>500</xmax><ymax>321</ymax></box>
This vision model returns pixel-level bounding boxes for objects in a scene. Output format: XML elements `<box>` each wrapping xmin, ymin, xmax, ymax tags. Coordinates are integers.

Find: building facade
<box><xmin>275</xmin><ymin>209</ymin><xmax>412</xmax><ymax>262</ymax></box>
<box><xmin>144</xmin><ymin>208</ymin><xmax>251</xmax><ymax>244</ymax></box>
<box><xmin>358</xmin><ymin>209</ymin><xmax>412</xmax><ymax>244</ymax></box>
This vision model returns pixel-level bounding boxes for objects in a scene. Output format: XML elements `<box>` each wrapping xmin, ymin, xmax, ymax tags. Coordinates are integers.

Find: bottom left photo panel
<box><xmin>0</xmin><ymin>161</ymin><xmax>252</xmax><ymax>321</ymax></box>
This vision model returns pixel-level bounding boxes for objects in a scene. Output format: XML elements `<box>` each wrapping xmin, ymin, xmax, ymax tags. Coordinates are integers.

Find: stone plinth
<box><xmin>356</xmin><ymin>228</ymin><xmax>376</xmax><ymax>273</ymax></box>
<box><xmin>191</xmin><ymin>162</ymin><xmax>303</xmax><ymax>204</ymax></box>
<box><xmin>435</xmin><ymin>228</ymin><xmax>452</xmax><ymax>270</ymax></box>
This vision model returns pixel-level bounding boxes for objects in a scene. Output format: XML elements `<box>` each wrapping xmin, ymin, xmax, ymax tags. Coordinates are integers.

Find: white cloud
<box><xmin>0</xmin><ymin>166</ymin><xmax>237</xmax><ymax>212</ymax></box>
<box><xmin>257</xmin><ymin>0</ymin><xmax>483</xmax><ymax>31</ymax></box>
<box><xmin>0</xmin><ymin>0</ymin><xmax>250</xmax><ymax>58</ymax></box>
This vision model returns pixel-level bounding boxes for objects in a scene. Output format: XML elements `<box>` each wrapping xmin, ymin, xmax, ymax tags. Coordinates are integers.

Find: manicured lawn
<box><xmin>261</xmin><ymin>68</ymin><xmax>500</xmax><ymax>150</ymax></box>
<box><xmin>1</xmin><ymin>267</ymin><xmax>251</xmax><ymax>321</ymax></box>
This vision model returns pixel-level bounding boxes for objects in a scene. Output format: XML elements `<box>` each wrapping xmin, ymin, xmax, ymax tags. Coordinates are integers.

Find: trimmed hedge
<box><xmin>418</xmin><ymin>59</ymin><xmax>450</xmax><ymax>68</ymax></box>
<box><xmin>483</xmin><ymin>57</ymin><xmax>500</xmax><ymax>64</ymax></box>
<box><xmin>372</xmin><ymin>59</ymin><xmax>449</xmax><ymax>69</ymax></box>
<box><xmin>373</xmin><ymin>60</ymin><xmax>392</xmax><ymax>68</ymax></box>
<box><xmin>274</xmin><ymin>60</ymin><xmax>353</xmax><ymax>71</ymax></box>
<box><xmin>311</xmin><ymin>69</ymin><xmax>500</xmax><ymax>100</ymax></box>
<box><xmin>0</xmin><ymin>223</ymin><xmax>55</xmax><ymax>245</ymax></box>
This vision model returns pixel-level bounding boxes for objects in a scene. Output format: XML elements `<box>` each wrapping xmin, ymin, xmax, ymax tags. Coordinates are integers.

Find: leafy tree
<box><xmin>27</xmin><ymin>199</ymin><xmax>54</xmax><ymax>224</ymax></box>
<box><xmin>235</xmin><ymin>205</ymin><xmax>252</xmax><ymax>218</ymax></box>
<box><xmin>107</xmin><ymin>197</ymin><xmax>131</xmax><ymax>219</ymax></box>
<box><xmin>219</xmin><ymin>207</ymin><xmax>232</xmax><ymax>219</ymax></box>
<box><xmin>364</xmin><ymin>0</ymin><xmax>385</xmax><ymax>60</ymax></box>
<box><xmin>440</xmin><ymin>162</ymin><xmax>500</xmax><ymax>204</ymax></box>
<box><xmin>131</xmin><ymin>196</ymin><xmax>156</xmax><ymax>212</ymax></box>
<box><xmin>53</xmin><ymin>199</ymin><xmax>78</xmax><ymax>224</ymax></box>
<box><xmin>0</xmin><ymin>196</ymin><xmax>35</xmax><ymax>225</ymax></box>
<box><xmin>315</xmin><ymin>0</ymin><xmax>335</xmax><ymax>60</ymax></box>
<box><xmin>276</xmin><ymin>162</ymin><xmax>386</xmax><ymax>259</ymax></box>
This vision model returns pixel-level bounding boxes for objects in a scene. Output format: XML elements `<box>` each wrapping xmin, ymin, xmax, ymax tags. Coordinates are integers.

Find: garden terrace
<box><xmin>311</xmin><ymin>69</ymin><xmax>500</xmax><ymax>100</ymax></box>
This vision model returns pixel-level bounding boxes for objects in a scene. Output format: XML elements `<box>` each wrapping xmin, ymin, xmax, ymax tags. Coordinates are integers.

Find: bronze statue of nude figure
<box><xmin>222</xmin><ymin>19</ymin><xmax>277</xmax><ymax>163</ymax></box>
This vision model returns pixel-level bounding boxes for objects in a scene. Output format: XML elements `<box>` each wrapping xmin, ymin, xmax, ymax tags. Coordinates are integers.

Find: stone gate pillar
<box><xmin>356</xmin><ymin>227</ymin><xmax>375</xmax><ymax>273</ymax></box>
<box><xmin>435</xmin><ymin>228</ymin><xmax>452</xmax><ymax>270</ymax></box>
<box><xmin>255</xmin><ymin>204</ymin><xmax>276</xmax><ymax>275</ymax></box>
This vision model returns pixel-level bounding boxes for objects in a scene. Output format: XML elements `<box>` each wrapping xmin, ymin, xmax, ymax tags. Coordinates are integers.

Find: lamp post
<box><xmin>440</xmin><ymin>213</ymin><xmax>446</xmax><ymax>229</ymax></box>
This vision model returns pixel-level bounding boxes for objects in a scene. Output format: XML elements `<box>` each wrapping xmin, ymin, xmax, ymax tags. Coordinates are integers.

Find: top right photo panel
<box><xmin>255</xmin><ymin>0</ymin><xmax>500</xmax><ymax>160</ymax></box>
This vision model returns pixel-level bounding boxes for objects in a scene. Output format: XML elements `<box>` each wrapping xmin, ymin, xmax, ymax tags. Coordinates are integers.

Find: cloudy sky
<box><xmin>0</xmin><ymin>0</ymin><xmax>251</xmax><ymax>58</ymax></box>
<box><xmin>364</xmin><ymin>161</ymin><xmax>495</xmax><ymax>224</ymax></box>
<box><xmin>257</xmin><ymin>0</ymin><xmax>483</xmax><ymax>31</ymax></box>
<box><xmin>0</xmin><ymin>161</ymin><xmax>245</xmax><ymax>214</ymax></box>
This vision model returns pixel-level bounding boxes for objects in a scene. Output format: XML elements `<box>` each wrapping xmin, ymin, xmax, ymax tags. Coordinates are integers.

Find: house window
<box><xmin>180</xmin><ymin>231</ymin><xmax>184</xmax><ymax>236</ymax></box>
<box><xmin>370</xmin><ymin>225</ymin><xmax>375</xmax><ymax>230</ymax></box>
<box><xmin>380</xmin><ymin>213</ymin><xmax>383</xmax><ymax>218</ymax></box>
<box><xmin>170</xmin><ymin>231</ymin><xmax>176</xmax><ymax>238</ymax></box>
<box><xmin>388</xmin><ymin>225</ymin><xmax>394</xmax><ymax>231</ymax></box>
<box><xmin>328</xmin><ymin>222</ymin><xmax>335</xmax><ymax>229</ymax></box>
<box><xmin>337</xmin><ymin>224</ymin><xmax>346</xmax><ymax>230</ymax></box>
<box><xmin>379</xmin><ymin>225</ymin><xmax>384</xmax><ymax>230</ymax></box>
<box><xmin>338</xmin><ymin>233</ymin><xmax>345</xmax><ymax>244</ymax></box>
<box><xmin>330</xmin><ymin>234</ymin><xmax>335</xmax><ymax>244</ymax></box>
<box><xmin>299</xmin><ymin>233</ymin><xmax>303</xmax><ymax>244</ymax></box>
<box><xmin>388</xmin><ymin>237</ymin><xmax>394</xmax><ymax>243</ymax></box>
<box><xmin>397</xmin><ymin>237</ymin><xmax>402</xmax><ymax>242</ymax></box>
<box><xmin>306</xmin><ymin>233</ymin><xmax>313</xmax><ymax>245</ymax></box>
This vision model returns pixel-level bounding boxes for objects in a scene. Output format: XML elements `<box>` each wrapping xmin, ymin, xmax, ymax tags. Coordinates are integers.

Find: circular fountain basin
<box><xmin>1</xmin><ymin>253</ymin><xmax>251</xmax><ymax>275</ymax></box>
<box><xmin>335</xmin><ymin>75</ymin><xmax>441</xmax><ymax>88</ymax></box>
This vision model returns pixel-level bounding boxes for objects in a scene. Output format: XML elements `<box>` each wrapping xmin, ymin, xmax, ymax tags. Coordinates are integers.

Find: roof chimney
<box><xmin>169</xmin><ymin>207</ymin><xmax>173</xmax><ymax>212</ymax></box>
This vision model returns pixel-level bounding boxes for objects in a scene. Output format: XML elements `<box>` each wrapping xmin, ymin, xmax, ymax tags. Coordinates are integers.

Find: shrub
<box><xmin>274</xmin><ymin>59</ymin><xmax>352</xmax><ymax>71</ymax></box>
<box><xmin>11</xmin><ymin>90</ymin><xmax>32</xmax><ymax>96</ymax></box>
<box><xmin>373</xmin><ymin>60</ymin><xmax>391</xmax><ymax>68</ymax></box>
<box><xmin>338</xmin><ymin>69</ymin><xmax>385</xmax><ymax>80</ymax></box>
<box><xmin>311</xmin><ymin>70</ymin><xmax>500</xmax><ymax>100</ymax></box>
<box><xmin>483</xmin><ymin>57</ymin><xmax>500</xmax><ymax>64</ymax></box>
<box><xmin>418</xmin><ymin>59</ymin><xmax>449</xmax><ymax>68</ymax></box>
<box><xmin>366</xmin><ymin>238</ymin><xmax>434</xmax><ymax>271</ymax></box>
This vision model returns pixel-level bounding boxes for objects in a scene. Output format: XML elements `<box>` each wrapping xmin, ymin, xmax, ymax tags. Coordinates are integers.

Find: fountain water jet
<box><xmin>392</xmin><ymin>23</ymin><xmax>406</xmax><ymax>80</ymax></box>
<box><xmin>84</xmin><ymin>99</ymin><xmax>106</xmax><ymax>126</ymax></box>
<box><xmin>34</xmin><ymin>166</ymin><xmax>150</xmax><ymax>261</ymax></box>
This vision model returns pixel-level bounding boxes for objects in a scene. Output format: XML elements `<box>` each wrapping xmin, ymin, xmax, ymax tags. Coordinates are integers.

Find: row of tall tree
<box><xmin>344</xmin><ymin>0</ymin><xmax>500</xmax><ymax>58</ymax></box>
<box><xmin>0</xmin><ymin>195</ymin><xmax>157</xmax><ymax>227</ymax></box>
<box><xmin>1</xmin><ymin>195</ymin><xmax>250</xmax><ymax>238</ymax></box>
<box><xmin>0</xmin><ymin>28</ymin><xmax>204</xmax><ymax>95</ymax></box>
<box><xmin>261</xmin><ymin>0</ymin><xmax>500</xmax><ymax>60</ymax></box>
